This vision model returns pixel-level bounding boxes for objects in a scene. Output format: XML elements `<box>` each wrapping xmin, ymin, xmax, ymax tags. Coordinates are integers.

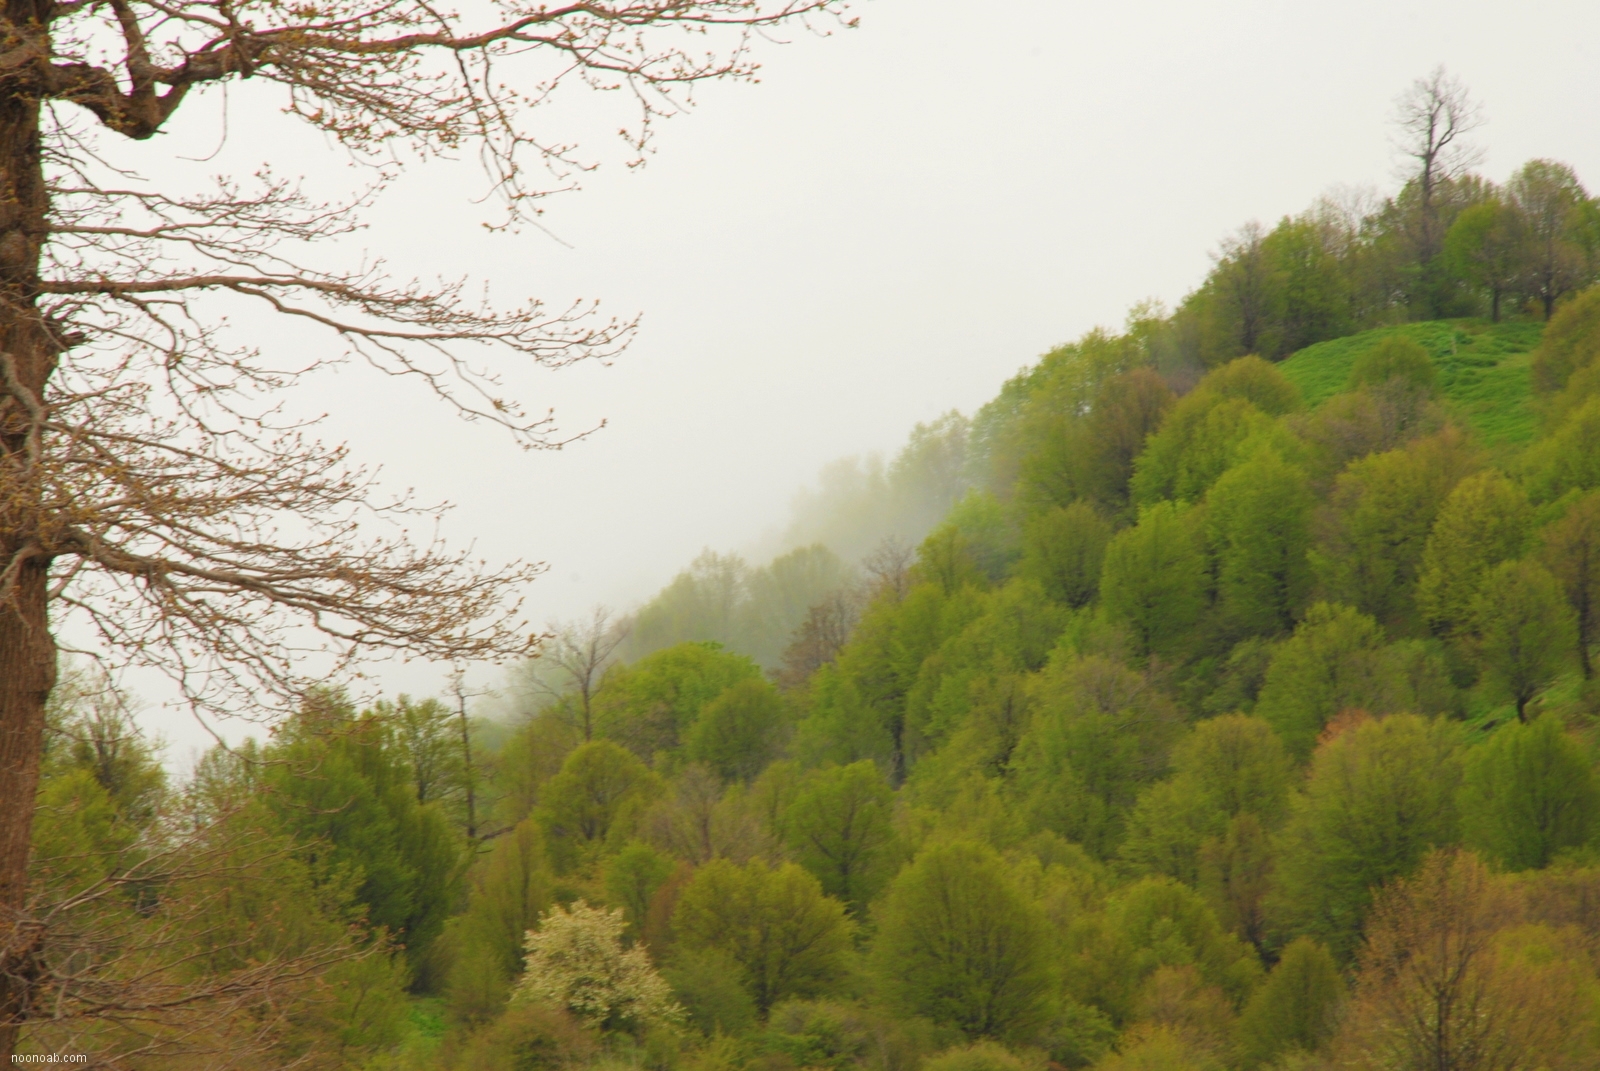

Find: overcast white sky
<box><xmin>109</xmin><ymin>0</ymin><xmax>1600</xmax><ymax>755</ymax></box>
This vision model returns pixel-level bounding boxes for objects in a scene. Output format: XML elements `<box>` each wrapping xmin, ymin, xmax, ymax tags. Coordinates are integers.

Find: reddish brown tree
<box><xmin>1335</xmin><ymin>850</ymin><xmax>1599</xmax><ymax>1070</ymax></box>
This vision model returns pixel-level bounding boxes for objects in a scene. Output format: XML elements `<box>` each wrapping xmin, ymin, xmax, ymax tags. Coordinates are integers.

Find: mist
<box><xmin>93</xmin><ymin>0</ymin><xmax>1600</xmax><ymax>754</ymax></box>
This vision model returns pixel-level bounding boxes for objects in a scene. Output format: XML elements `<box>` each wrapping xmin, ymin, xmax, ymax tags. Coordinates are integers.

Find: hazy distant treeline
<box><xmin>617</xmin><ymin>145</ymin><xmax>1600</xmax><ymax>671</ymax></box>
<box><xmin>617</xmin><ymin>411</ymin><xmax>971</xmax><ymax>668</ymax></box>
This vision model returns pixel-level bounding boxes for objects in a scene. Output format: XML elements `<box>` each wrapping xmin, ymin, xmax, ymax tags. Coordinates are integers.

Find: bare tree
<box><xmin>861</xmin><ymin>536</ymin><xmax>914</xmax><ymax>601</ymax></box>
<box><xmin>1392</xmin><ymin>67</ymin><xmax>1484</xmax><ymax>294</ymax></box>
<box><xmin>774</xmin><ymin>587</ymin><xmax>860</xmax><ymax>690</ymax></box>
<box><xmin>520</xmin><ymin>606</ymin><xmax>630</xmax><ymax>741</ymax></box>
<box><xmin>0</xmin><ymin>0</ymin><xmax>854</xmax><ymax>1058</ymax></box>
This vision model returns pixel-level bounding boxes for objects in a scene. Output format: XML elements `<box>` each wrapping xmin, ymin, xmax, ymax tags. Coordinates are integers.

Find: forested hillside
<box><xmin>22</xmin><ymin>142</ymin><xmax>1600</xmax><ymax>1069</ymax></box>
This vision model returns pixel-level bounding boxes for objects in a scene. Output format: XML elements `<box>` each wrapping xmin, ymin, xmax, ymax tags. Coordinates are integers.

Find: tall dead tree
<box><xmin>0</xmin><ymin>0</ymin><xmax>853</xmax><ymax>1058</ymax></box>
<box><xmin>1391</xmin><ymin>66</ymin><xmax>1483</xmax><ymax>316</ymax></box>
<box><xmin>521</xmin><ymin>606</ymin><xmax>631</xmax><ymax>740</ymax></box>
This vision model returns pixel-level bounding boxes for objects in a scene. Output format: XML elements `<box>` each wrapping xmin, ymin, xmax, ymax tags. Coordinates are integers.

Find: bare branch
<box><xmin>1</xmin><ymin>3</ymin><xmax>855</xmax><ymax>1056</ymax></box>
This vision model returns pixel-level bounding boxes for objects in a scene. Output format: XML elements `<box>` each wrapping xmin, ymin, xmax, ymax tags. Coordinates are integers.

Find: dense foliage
<box><xmin>23</xmin><ymin>143</ymin><xmax>1600</xmax><ymax>1071</ymax></box>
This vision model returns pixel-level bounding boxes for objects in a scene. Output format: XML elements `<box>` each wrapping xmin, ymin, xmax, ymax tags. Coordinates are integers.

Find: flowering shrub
<box><xmin>515</xmin><ymin>900</ymin><xmax>682</xmax><ymax>1034</ymax></box>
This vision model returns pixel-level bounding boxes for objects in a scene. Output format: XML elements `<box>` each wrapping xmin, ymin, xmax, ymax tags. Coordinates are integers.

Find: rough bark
<box><xmin>0</xmin><ymin>584</ymin><xmax>53</xmax><ymax>1064</ymax></box>
<box><xmin>0</xmin><ymin>1</ymin><xmax>59</xmax><ymax>1050</ymax></box>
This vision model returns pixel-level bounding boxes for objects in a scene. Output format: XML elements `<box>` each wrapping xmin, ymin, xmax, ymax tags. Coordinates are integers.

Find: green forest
<box><xmin>24</xmin><ymin>142</ymin><xmax>1600</xmax><ymax>1071</ymax></box>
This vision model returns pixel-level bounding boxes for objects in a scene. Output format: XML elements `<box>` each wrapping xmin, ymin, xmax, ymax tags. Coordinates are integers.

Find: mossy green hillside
<box><xmin>1279</xmin><ymin>320</ymin><xmax>1545</xmax><ymax>446</ymax></box>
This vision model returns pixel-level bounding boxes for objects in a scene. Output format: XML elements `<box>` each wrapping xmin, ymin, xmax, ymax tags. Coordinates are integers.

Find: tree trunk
<box><xmin>1578</xmin><ymin>586</ymin><xmax>1594</xmax><ymax>680</ymax></box>
<box><xmin>0</xmin><ymin>570</ymin><xmax>53</xmax><ymax>1061</ymax></box>
<box><xmin>888</xmin><ymin>714</ymin><xmax>905</xmax><ymax>788</ymax></box>
<box><xmin>0</xmin><ymin>16</ymin><xmax>59</xmax><ymax>1056</ymax></box>
<box><xmin>456</xmin><ymin>693</ymin><xmax>477</xmax><ymax>841</ymax></box>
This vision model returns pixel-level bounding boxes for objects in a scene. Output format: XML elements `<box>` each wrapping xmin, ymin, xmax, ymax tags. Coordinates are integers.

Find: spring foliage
<box><xmin>30</xmin><ymin>103</ymin><xmax>1600</xmax><ymax>1071</ymax></box>
<box><xmin>515</xmin><ymin>901</ymin><xmax>682</xmax><ymax>1034</ymax></box>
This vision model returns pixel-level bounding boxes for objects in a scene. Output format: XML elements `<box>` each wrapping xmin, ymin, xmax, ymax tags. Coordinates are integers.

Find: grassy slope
<box><xmin>1278</xmin><ymin>319</ymin><xmax>1546</xmax><ymax>446</ymax></box>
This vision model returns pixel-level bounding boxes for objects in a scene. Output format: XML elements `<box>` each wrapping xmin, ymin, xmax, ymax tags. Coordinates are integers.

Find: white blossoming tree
<box><xmin>515</xmin><ymin>900</ymin><xmax>682</xmax><ymax>1035</ymax></box>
